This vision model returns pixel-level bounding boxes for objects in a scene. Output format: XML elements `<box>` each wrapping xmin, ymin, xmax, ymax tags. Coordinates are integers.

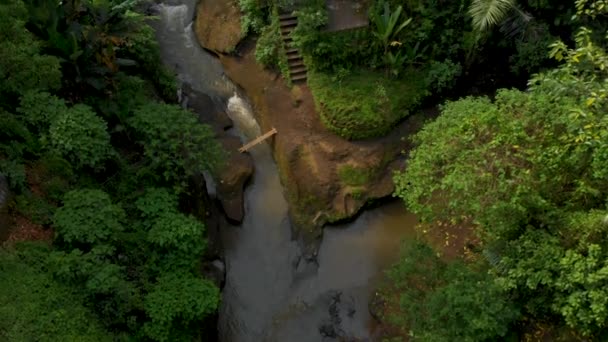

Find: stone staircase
<box><xmin>279</xmin><ymin>13</ymin><xmax>307</xmax><ymax>83</ymax></box>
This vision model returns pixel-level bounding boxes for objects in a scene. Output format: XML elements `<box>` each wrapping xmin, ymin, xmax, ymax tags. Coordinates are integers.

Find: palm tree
<box><xmin>468</xmin><ymin>0</ymin><xmax>517</xmax><ymax>32</ymax></box>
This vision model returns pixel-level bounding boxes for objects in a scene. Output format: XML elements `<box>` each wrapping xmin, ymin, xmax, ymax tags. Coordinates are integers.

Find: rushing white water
<box><xmin>226</xmin><ymin>93</ymin><xmax>261</xmax><ymax>139</ymax></box>
<box><xmin>155</xmin><ymin>2</ymin><xmax>235</xmax><ymax>101</ymax></box>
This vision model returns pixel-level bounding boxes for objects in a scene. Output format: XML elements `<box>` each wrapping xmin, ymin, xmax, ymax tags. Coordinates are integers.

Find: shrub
<box><xmin>47</xmin><ymin>104</ymin><xmax>114</xmax><ymax>169</ymax></box>
<box><xmin>424</xmin><ymin>59</ymin><xmax>462</xmax><ymax>93</ymax></box>
<box><xmin>126</xmin><ymin>24</ymin><xmax>177</xmax><ymax>101</ymax></box>
<box><xmin>53</xmin><ymin>189</ymin><xmax>125</xmax><ymax>247</ymax></box>
<box><xmin>130</xmin><ymin>103</ymin><xmax>224</xmax><ymax>191</ymax></box>
<box><xmin>17</xmin><ymin>91</ymin><xmax>67</xmax><ymax>130</ymax></box>
<box><xmin>143</xmin><ymin>271</ymin><xmax>220</xmax><ymax>342</ymax></box>
<box><xmin>147</xmin><ymin>212</ymin><xmax>207</xmax><ymax>258</ymax></box>
<box><xmin>14</xmin><ymin>193</ymin><xmax>56</xmax><ymax>225</ymax></box>
<box><xmin>255</xmin><ymin>18</ymin><xmax>281</xmax><ymax>67</ymax></box>
<box><xmin>238</xmin><ymin>0</ymin><xmax>267</xmax><ymax>35</ymax></box>
<box><xmin>0</xmin><ymin>244</ymin><xmax>114</xmax><ymax>342</ymax></box>
<box><xmin>0</xmin><ymin>159</ymin><xmax>26</xmax><ymax>192</ymax></box>
<box><xmin>384</xmin><ymin>241</ymin><xmax>520</xmax><ymax>341</ymax></box>
<box><xmin>135</xmin><ymin>188</ymin><xmax>179</xmax><ymax>222</ymax></box>
<box><xmin>308</xmin><ymin>69</ymin><xmax>427</xmax><ymax>139</ymax></box>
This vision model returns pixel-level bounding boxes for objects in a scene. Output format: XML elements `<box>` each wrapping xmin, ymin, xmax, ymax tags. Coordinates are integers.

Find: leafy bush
<box><xmin>255</xmin><ymin>17</ymin><xmax>282</xmax><ymax>67</ymax></box>
<box><xmin>53</xmin><ymin>189</ymin><xmax>125</xmax><ymax>247</ymax></box>
<box><xmin>143</xmin><ymin>271</ymin><xmax>220</xmax><ymax>341</ymax></box>
<box><xmin>238</xmin><ymin>0</ymin><xmax>267</xmax><ymax>35</ymax></box>
<box><xmin>384</xmin><ymin>241</ymin><xmax>519</xmax><ymax>341</ymax></box>
<box><xmin>0</xmin><ymin>159</ymin><xmax>26</xmax><ymax>192</ymax></box>
<box><xmin>0</xmin><ymin>0</ymin><xmax>62</xmax><ymax>95</ymax></box>
<box><xmin>130</xmin><ymin>103</ymin><xmax>224</xmax><ymax>190</ymax></box>
<box><xmin>126</xmin><ymin>24</ymin><xmax>177</xmax><ymax>101</ymax></box>
<box><xmin>308</xmin><ymin>69</ymin><xmax>427</xmax><ymax>139</ymax></box>
<box><xmin>17</xmin><ymin>91</ymin><xmax>66</xmax><ymax>130</ymax></box>
<box><xmin>424</xmin><ymin>59</ymin><xmax>462</xmax><ymax>93</ymax></box>
<box><xmin>135</xmin><ymin>187</ymin><xmax>179</xmax><ymax>222</ymax></box>
<box><xmin>0</xmin><ymin>111</ymin><xmax>36</xmax><ymax>158</ymax></box>
<box><xmin>147</xmin><ymin>213</ymin><xmax>207</xmax><ymax>258</ymax></box>
<box><xmin>0</xmin><ymin>244</ymin><xmax>114</xmax><ymax>342</ymax></box>
<box><xmin>14</xmin><ymin>193</ymin><xmax>56</xmax><ymax>225</ymax></box>
<box><xmin>47</xmin><ymin>104</ymin><xmax>114</xmax><ymax>169</ymax></box>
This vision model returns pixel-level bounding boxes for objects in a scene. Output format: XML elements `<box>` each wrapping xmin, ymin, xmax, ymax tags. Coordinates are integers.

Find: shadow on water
<box><xmin>153</xmin><ymin>2</ymin><xmax>418</xmax><ymax>341</ymax></box>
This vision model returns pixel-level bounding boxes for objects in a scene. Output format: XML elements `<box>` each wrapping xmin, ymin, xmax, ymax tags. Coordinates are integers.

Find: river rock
<box><xmin>216</xmin><ymin>135</ymin><xmax>253</xmax><ymax>224</ymax></box>
<box><xmin>183</xmin><ymin>84</ymin><xmax>233</xmax><ymax>131</ymax></box>
<box><xmin>194</xmin><ymin>0</ymin><xmax>243</xmax><ymax>54</ymax></box>
<box><xmin>202</xmin><ymin>259</ymin><xmax>226</xmax><ymax>287</ymax></box>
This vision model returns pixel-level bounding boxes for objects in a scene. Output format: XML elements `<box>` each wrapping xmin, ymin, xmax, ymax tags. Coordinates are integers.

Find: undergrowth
<box><xmin>308</xmin><ymin>69</ymin><xmax>427</xmax><ymax>140</ymax></box>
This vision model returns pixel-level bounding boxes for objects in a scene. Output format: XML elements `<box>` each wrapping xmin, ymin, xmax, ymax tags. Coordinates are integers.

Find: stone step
<box><xmin>286</xmin><ymin>47</ymin><xmax>299</xmax><ymax>54</ymax></box>
<box><xmin>291</xmin><ymin>73</ymin><xmax>308</xmax><ymax>82</ymax></box>
<box><xmin>289</xmin><ymin>65</ymin><xmax>307</xmax><ymax>74</ymax></box>
<box><xmin>288</xmin><ymin>59</ymin><xmax>304</xmax><ymax>67</ymax></box>
<box><xmin>281</xmin><ymin>26</ymin><xmax>295</xmax><ymax>35</ymax></box>
<box><xmin>282</xmin><ymin>36</ymin><xmax>293</xmax><ymax>43</ymax></box>
<box><xmin>279</xmin><ymin>13</ymin><xmax>295</xmax><ymax>20</ymax></box>
<box><xmin>287</xmin><ymin>53</ymin><xmax>302</xmax><ymax>61</ymax></box>
<box><xmin>279</xmin><ymin>18</ymin><xmax>298</xmax><ymax>27</ymax></box>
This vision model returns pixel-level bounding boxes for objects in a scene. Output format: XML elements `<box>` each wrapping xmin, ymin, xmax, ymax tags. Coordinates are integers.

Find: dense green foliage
<box><xmin>0</xmin><ymin>0</ymin><xmax>223</xmax><ymax>340</ymax></box>
<box><xmin>0</xmin><ymin>244</ymin><xmax>114</xmax><ymax>341</ymax></box>
<box><xmin>308</xmin><ymin>69</ymin><xmax>426</xmax><ymax>139</ymax></box>
<box><xmin>384</xmin><ymin>242</ymin><xmax>519</xmax><ymax>341</ymax></box>
<box><xmin>390</xmin><ymin>2</ymin><xmax>608</xmax><ymax>340</ymax></box>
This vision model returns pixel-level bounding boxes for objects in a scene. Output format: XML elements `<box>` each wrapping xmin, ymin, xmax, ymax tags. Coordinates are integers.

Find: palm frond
<box><xmin>469</xmin><ymin>0</ymin><xmax>516</xmax><ymax>32</ymax></box>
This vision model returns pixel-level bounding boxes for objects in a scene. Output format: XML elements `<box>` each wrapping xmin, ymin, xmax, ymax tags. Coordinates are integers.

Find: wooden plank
<box><xmin>238</xmin><ymin>127</ymin><xmax>277</xmax><ymax>153</ymax></box>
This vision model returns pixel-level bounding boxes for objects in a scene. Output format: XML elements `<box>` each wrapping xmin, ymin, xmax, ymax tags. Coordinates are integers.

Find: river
<box><xmin>153</xmin><ymin>2</ymin><xmax>418</xmax><ymax>341</ymax></box>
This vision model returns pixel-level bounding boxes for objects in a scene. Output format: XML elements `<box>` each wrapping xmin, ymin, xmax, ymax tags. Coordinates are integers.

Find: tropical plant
<box><xmin>469</xmin><ymin>0</ymin><xmax>517</xmax><ymax>32</ymax></box>
<box><xmin>369</xmin><ymin>0</ymin><xmax>412</xmax><ymax>55</ymax></box>
<box><xmin>47</xmin><ymin>104</ymin><xmax>115</xmax><ymax>169</ymax></box>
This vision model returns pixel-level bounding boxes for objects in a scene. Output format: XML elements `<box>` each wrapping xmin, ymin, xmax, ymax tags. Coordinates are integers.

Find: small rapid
<box><xmin>152</xmin><ymin>2</ymin><xmax>418</xmax><ymax>341</ymax></box>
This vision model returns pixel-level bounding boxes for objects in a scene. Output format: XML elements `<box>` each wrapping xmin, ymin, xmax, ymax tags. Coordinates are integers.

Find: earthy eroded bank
<box><xmin>216</xmin><ymin>39</ymin><xmax>433</xmax><ymax>240</ymax></box>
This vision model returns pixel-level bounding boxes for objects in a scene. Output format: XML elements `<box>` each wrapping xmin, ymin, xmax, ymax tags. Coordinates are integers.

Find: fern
<box><xmin>469</xmin><ymin>0</ymin><xmax>516</xmax><ymax>32</ymax></box>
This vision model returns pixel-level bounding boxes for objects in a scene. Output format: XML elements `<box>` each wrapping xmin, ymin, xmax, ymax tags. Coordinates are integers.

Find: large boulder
<box><xmin>194</xmin><ymin>0</ymin><xmax>244</xmax><ymax>54</ymax></box>
<box><xmin>216</xmin><ymin>135</ymin><xmax>253</xmax><ymax>224</ymax></box>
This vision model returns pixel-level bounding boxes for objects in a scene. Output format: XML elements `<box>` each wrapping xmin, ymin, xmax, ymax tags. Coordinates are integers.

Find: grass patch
<box><xmin>308</xmin><ymin>69</ymin><xmax>427</xmax><ymax>140</ymax></box>
<box><xmin>337</xmin><ymin>164</ymin><xmax>372</xmax><ymax>186</ymax></box>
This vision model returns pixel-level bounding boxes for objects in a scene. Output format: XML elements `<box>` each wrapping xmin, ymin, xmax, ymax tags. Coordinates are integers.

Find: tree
<box><xmin>130</xmin><ymin>103</ymin><xmax>224</xmax><ymax>191</ymax></box>
<box><xmin>0</xmin><ymin>0</ymin><xmax>61</xmax><ymax>96</ymax></box>
<box><xmin>0</xmin><ymin>243</ymin><xmax>114</xmax><ymax>342</ymax></box>
<box><xmin>469</xmin><ymin>0</ymin><xmax>517</xmax><ymax>32</ymax></box>
<box><xmin>384</xmin><ymin>241</ymin><xmax>519</xmax><ymax>341</ymax></box>
<box><xmin>47</xmin><ymin>104</ymin><xmax>115</xmax><ymax>169</ymax></box>
<box><xmin>143</xmin><ymin>272</ymin><xmax>220</xmax><ymax>342</ymax></box>
<box><xmin>369</xmin><ymin>0</ymin><xmax>412</xmax><ymax>73</ymax></box>
<box><xmin>393</xmin><ymin>3</ymin><xmax>608</xmax><ymax>336</ymax></box>
<box><xmin>53</xmin><ymin>189</ymin><xmax>125</xmax><ymax>248</ymax></box>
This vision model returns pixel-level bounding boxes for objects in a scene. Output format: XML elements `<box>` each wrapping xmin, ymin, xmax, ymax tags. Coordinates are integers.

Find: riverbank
<box><xmin>216</xmin><ymin>38</ymin><xmax>434</xmax><ymax>241</ymax></box>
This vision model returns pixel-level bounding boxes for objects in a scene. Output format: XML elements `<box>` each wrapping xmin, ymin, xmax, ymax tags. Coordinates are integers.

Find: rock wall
<box><xmin>194</xmin><ymin>0</ymin><xmax>244</xmax><ymax>54</ymax></box>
